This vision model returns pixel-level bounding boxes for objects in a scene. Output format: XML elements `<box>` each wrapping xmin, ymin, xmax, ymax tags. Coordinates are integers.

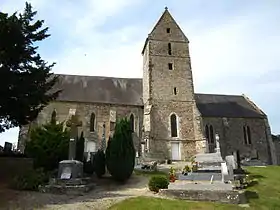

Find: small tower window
<box><xmin>173</xmin><ymin>87</ymin><xmax>177</xmax><ymax>95</ymax></box>
<box><xmin>168</xmin><ymin>43</ymin><xmax>172</xmax><ymax>55</ymax></box>
<box><xmin>243</xmin><ymin>125</ymin><xmax>252</xmax><ymax>145</ymax></box>
<box><xmin>130</xmin><ymin>113</ymin><xmax>134</xmax><ymax>132</ymax></box>
<box><xmin>170</xmin><ymin>114</ymin><xmax>178</xmax><ymax>137</ymax></box>
<box><xmin>209</xmin><ymin>125</ymin><xmax>214</xmax><ymax>143</ymax></box>
<box><xmin>168</xmin><ymin>63</ymin><xmax>173</xmax><ymax>70</ymax></box>
<box><xmin>90</xmin><ymin>113</ymin><xmax>95</xmax><ymax>132</ymax></box>
<box><xmin>166</xmin><ymin>28</ymin><xmax>170</xmax><ymax>33</ymax></box>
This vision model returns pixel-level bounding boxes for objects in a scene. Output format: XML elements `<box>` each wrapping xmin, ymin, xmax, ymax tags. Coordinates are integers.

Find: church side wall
<box><xmin>18</xmin><ymin>101</ymin><xmax>143</xmax><ymax>153</ymax></box>
<box><xmin>202</xmin><ymin>117</ymin><xmax>271</xmax><ymax>164</ymax></box>
<box><xmin>273</xmin><ymin>140</ymin><xmax>280</xmax><ymax>165</ymax></box>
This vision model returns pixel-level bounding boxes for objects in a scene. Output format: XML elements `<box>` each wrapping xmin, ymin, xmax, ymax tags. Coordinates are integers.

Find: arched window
<box><xmin>209</xmin><ymin>125</ymin><xmax>214</xmax><ymax>143</ymax></box>
<box><xmin>168</xmin><ymin>43</ymin><xmax>172</xmax><ymax>55</ymax></box>
<box><xmin>243</xmin><ymin>125</ymin><xmax>252</xmax><ymax>145</ymax></box>
<box><xmin>90</xmin><ymin>113</ymin><xmax>95</xmax><ymax>132</ymax></box>
<box><xmin>205</xmin><ymin>124</ymin><xmax>215</xmax><ymax>143</ymax></box>
<box><xmin>247</xmin><ymin>126</ymin><xmax>251</xmax><ymax>144</ymax></box>
<box><xmin>130</xmin><ymin>113</ymin><xmax>134</xmax><ymax>132</ymax></box>
<box><xmin>51</xmin><ymin>109</ymin><xmax>57</xmax><ymax>124</ymax></box>
<box><xmin>205</xmin><ymin>125</ymin><xmax>209</xmax><ymax>143</ymax></box>
<box><xmin>170</xmin><ymin>114</ymin><xmax>178</xmax><ymax>137</ymax></box>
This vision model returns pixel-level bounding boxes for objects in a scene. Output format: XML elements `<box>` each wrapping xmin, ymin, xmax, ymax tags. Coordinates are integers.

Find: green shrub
<box><xmin>93</xmin><ymin>149</ymin><xmax>106</xmax><ymax>178</ymax></box>
<box><xmin>10</xmin><ymin>168</ymin><xmax>49</xmax><ymax>191</ymax></box>
<box><xmin>106</xmin><ymin>118</ymin><xmax>136</xmax><ymax>182</ymax></box>
<box><xmin>25</xmin><ymin>121</ymin><xmax>69</xmax><ymax>171</ymax></box>
<box><xmin>148</xmin><ymin>175</ymin><xmax>169</xmax><ymax>192</ymax></box>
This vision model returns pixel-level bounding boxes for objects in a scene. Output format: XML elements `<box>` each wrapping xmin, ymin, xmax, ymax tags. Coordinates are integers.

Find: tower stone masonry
<box><xmin>142</xmin><ymin>8</ymin><xmax>206</xmax><ymax>160</ymax></box>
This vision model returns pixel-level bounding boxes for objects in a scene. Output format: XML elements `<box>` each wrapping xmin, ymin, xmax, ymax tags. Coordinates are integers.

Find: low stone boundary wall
<box><xmin>0</xmin><ymin>157</ymin><xmax>33</xmax><ymax>183</ymax></box>
<box><xmin>159</xmin><ymin>189</ymin><xmax>247</xmax><ymax>204</ymax></box>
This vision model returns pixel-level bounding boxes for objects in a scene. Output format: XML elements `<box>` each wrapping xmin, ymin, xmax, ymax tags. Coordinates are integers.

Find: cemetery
<box><xmin>0</xmin><ymin>109</ymin><xmax>278</xmax><ymax>209</ymax></box>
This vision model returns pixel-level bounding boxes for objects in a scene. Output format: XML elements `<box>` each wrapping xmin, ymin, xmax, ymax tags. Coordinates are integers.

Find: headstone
<box><xmin>4</xmin><ymin>142</ymin><xmax>12</xmax><ymax>152</ymax></box>
<box><xmin>195</xmin><ymin>134</ymin><xmax>223</xmax><ymax>170</ymax></box>
<box><xmin>221</xmin><ymin>162</ymin><xmax>228</xmax><ymax>183</ymax></box>
<box><xmin>225</xmin><ymin>155</ymin><xmax>237</xmax><ymax>170</ymax></box>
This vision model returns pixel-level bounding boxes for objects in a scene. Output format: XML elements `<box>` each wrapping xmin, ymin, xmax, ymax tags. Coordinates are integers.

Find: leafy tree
<box><xmin>25</xmin><ymin>121</ymin><xmax>69</xmax><ymax>171</ymax></box>
<box><xmin>0</xmin><ymin>2</ymin><xmax>60</xmax><ymax>133</ymax></box>
<box><xmin>106</xmin><ymin>118</ymin><xmax>136</xmax><ymax>182</ymax></box>
<box><xmin>76</xmin><ymin>131</ymin><xmax>85</xmax><ymax>162</ymax></box>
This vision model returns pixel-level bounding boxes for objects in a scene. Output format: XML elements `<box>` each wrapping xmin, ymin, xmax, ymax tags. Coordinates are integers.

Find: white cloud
<box><xmin>1</xmin><ymin>0</ymin><xmax>280</xmax><ymax>146</ymax></box>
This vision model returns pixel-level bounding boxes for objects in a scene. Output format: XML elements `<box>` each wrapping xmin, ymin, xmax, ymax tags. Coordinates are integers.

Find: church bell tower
<box><xmin>142</xmin><ymin>8</ymin><xmax>205</xmax><ymax>160</ymax></box>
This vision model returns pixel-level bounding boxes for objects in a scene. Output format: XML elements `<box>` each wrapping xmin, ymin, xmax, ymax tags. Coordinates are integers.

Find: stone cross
<box><xmin>66</xmin><ymin>114</ymin><xmax>82</xmax><ymax>160</ymax></box>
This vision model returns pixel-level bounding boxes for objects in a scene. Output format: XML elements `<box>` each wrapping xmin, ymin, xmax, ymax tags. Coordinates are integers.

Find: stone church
<box><xmin>18</xmin><ymin>8</ymin><xmax>277</xmax><ymax>165</ymax></box>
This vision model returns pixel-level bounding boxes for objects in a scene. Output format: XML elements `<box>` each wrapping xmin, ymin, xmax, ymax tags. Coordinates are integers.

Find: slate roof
<box><xmin>54</xmin><ymin>74</ymin><xmax>143</xmax><ymax>106</ymax></box>
<box><xmin>53</xmin><ymin>74</ymin><xmax>265</xmax><ymax>118</ymax></box>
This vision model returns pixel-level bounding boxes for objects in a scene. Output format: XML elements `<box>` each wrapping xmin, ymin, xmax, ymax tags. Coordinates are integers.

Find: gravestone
<box><xmin>221</xmin><ymin>162</ymin><xmax>228</xmax><ymax>183</ymax></box>
<box><xmin>195</xmin><ymin>134</ymin><xmax>223</xmax><ymax>170</ymax></box>
<box><xmin>225</xmin><ymin>155</ymin><xmax>237</xmax><ymax>170</ymax></box>
<box><xmin>4</xmin><ymin>142</ymin><xmax>12</xmax><ymax>152</ymax></box>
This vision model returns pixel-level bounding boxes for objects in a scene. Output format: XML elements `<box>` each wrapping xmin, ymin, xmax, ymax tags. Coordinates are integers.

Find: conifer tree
<box><xmin>0</xmin><ymin>2</ymin><xmax>60</xmax><ymax>132</ymax></box>
<box><xmin>106</xmin><ymin>118</ymin><xmax>136</xmax><ymax>182</ymax></box>
<box><xmin>76</xmin><ymin>131</ymin><xmax>85</xmax><ymax>161</ymax></box>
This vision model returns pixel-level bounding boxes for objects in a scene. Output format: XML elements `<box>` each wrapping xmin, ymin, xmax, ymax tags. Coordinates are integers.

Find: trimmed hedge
<box><xmin>148</xmin><ymin>175</ymin><xmax>169</xmax><ymax>192</ymax></box>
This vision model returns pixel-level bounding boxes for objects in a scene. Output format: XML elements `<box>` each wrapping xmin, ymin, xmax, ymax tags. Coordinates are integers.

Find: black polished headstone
<box><xmin>4</xmin><ymin>142</ymin><xmax>12</xmax><ymax>152</ymax></box>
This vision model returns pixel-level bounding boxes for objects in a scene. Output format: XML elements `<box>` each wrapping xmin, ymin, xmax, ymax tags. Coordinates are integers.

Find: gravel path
<box><xmin>2</xmin><ymin>175</ymin><xmax>159</xmax><ymax>210</ymax></box>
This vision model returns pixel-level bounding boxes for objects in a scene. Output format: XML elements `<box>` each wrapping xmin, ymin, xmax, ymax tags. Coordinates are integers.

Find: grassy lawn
<box><xmin>110</xmin><ymin>166</ymin><xmax>280</xmax><ymax>210</ymax></box>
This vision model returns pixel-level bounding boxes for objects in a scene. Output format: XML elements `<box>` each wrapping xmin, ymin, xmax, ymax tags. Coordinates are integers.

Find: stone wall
<box><xmin>0</xmin><ymin>157</ymin><xmax>33</xmax><ymax>182</ymax></box>
<box><xmin>202</xmin><ymin>117</ymin><xmax>271</xmax><ymax>164</ymax></box>
<box><xmin>273</xmin><ymin>140</ymin><xmax>280</xmax><ymax>165</ymax></box>
<box><xmin>160</xmin><ymin>189</ymin><xmax>246</xmax><ymax>204</ymax></box>
<box><xmin>18</xmin><ymin>101</ymin><xmax>143</xmax><ymax>154</ymax></box>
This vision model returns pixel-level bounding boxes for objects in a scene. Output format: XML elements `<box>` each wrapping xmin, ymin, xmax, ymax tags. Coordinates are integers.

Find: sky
<box><xmin>0</xmin><ymin>0</ymin><xmax>280</xmax><ymax>147</ymax></box>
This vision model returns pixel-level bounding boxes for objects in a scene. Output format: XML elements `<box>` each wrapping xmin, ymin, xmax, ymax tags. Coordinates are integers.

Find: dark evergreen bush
<box><xmin>25</xmin><ymin>121</ymin><xmax>69</xmax><ymax>171</ymax></box>
<box><xmin>76</xmin><ymin>132</ymin><xmax>85</xmax><ymax>162</ymax></box>
<box><xmin>10</xmin><ymin>168</ymin><xmax>49</xmax><ymax>191</ymax></box>
<box><xmin>0</xmin><ymin>151</ymin><xmax>27</xmax><ymax>158</ymax></box>
<box><xmin>93</xmin><ymin>149</ymin><xmax>106</xmax><ymax>178</ymax></box>
<box><xmin>106</xmin><ymin>118</ymin><xmax>136</xmax><ymax>182</ymax></box>
<box><xmin>83</xmin><ymin>161</ymin><xmax>94</xmax><ymax>175</ymax></box>
<box><xmin>148</xmin><ymin>175</ymin><xmax>169</xmax><ymax>192</ymax></box>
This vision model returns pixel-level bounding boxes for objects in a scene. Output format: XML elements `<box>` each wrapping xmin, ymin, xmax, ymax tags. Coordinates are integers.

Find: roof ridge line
<box><xmin>56</xmin><ymin>74</ymin><xmax>142</xmax><ymax>80</ymax></box>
